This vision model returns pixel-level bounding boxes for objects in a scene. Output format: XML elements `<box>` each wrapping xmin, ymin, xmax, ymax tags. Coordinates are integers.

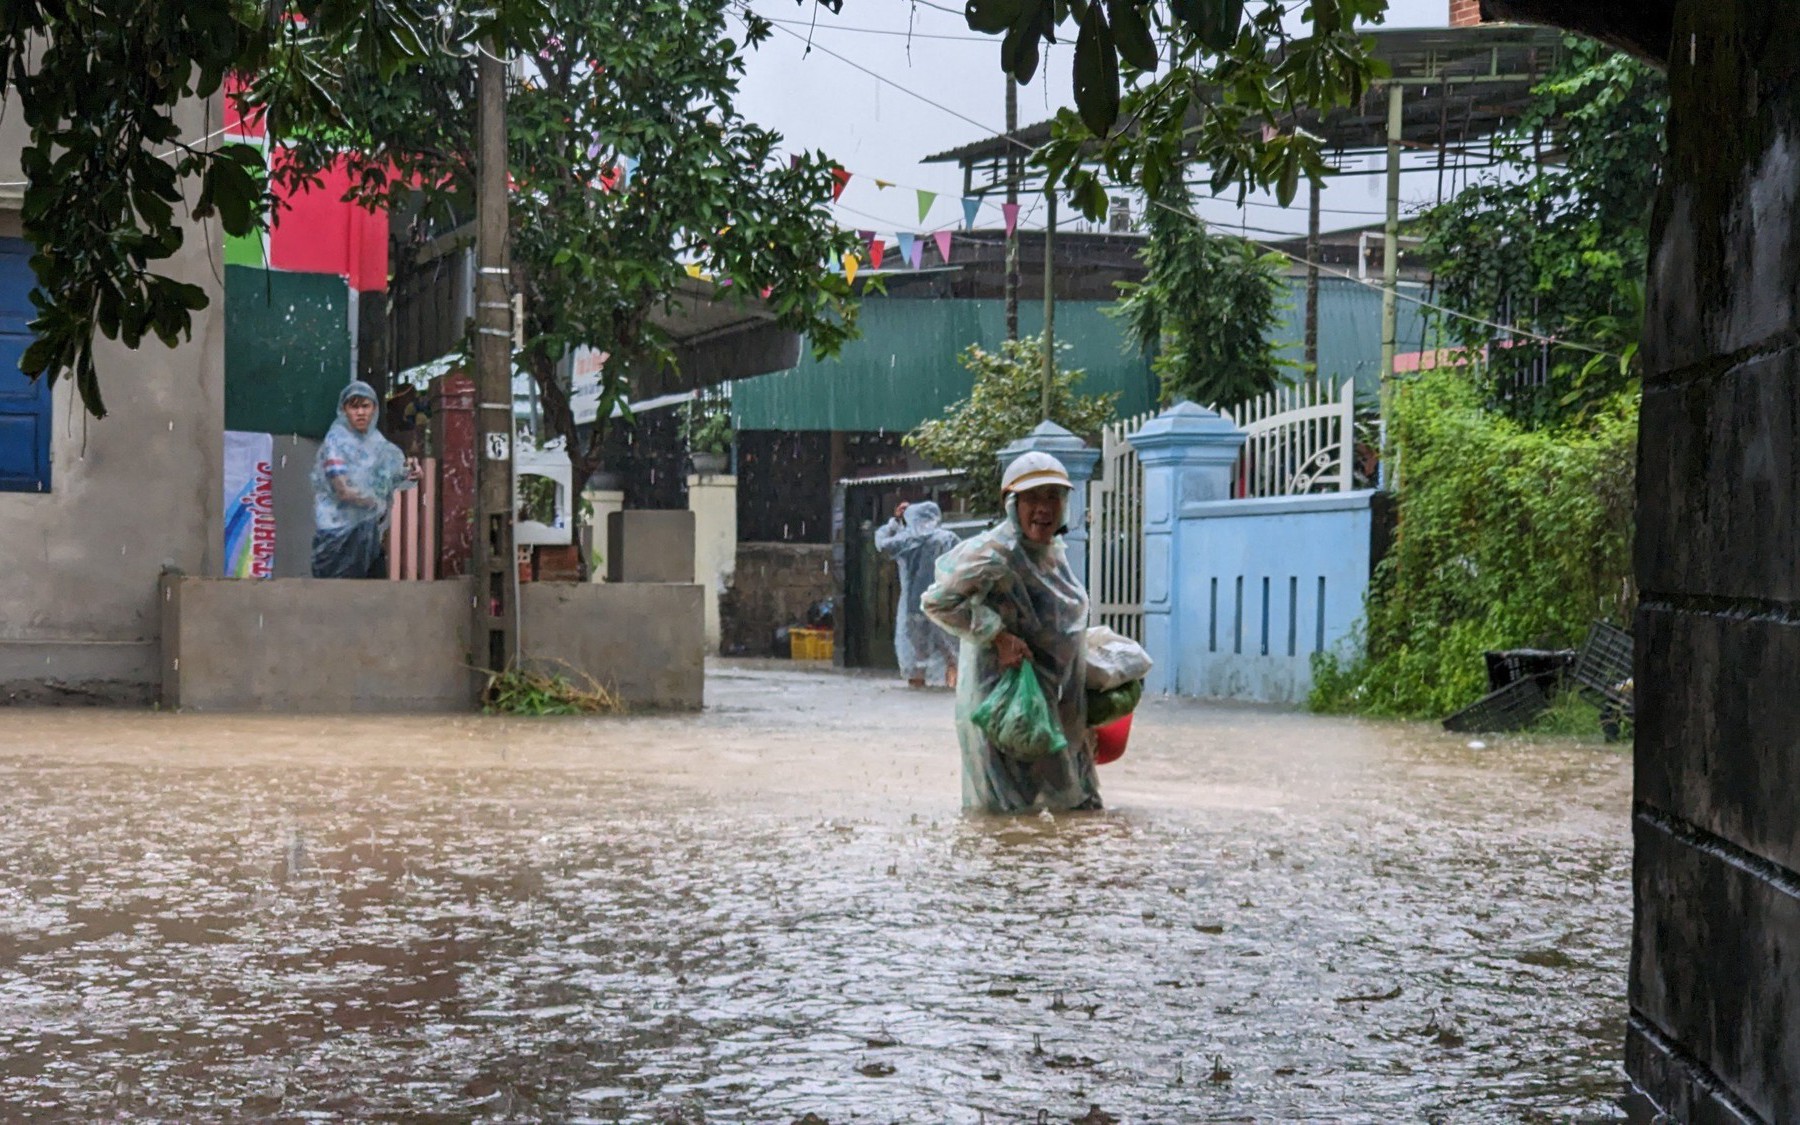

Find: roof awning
<box><xmin>637</xmin><ymin>276</ymin><xmax>802</xmax><ymax>397</ymax></box>
<box><xmin>925</xmin><ymin>23</ymin><xmax>1572</xmax><ymax>195</ymax></box>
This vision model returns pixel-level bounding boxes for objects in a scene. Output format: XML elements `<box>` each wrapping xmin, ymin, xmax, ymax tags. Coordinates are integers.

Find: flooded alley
<box><xmin>0</xmin><ymin>663</ymin><xmax>1632</xmax><ymax>1123</ymax></box>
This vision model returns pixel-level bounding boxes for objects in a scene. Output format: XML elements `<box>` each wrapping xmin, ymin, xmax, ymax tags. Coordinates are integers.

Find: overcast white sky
<box><xmin>732</xmin><ymin>0</ymin><xmax>1463</xmax><ymax>245</ymax></box>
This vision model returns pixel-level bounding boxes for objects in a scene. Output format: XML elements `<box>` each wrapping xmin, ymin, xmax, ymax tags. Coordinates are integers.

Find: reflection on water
<box><xmin>0</xmin><ymin>666</ymin><xmax>1631</xmax><ymax>1122</ymax></box>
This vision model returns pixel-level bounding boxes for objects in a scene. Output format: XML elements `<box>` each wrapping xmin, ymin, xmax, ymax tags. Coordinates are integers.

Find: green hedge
<box><xmin>1311</xmin><ymin>368</ymin><xmax>1636</xmax><ymax>718</ymax></box>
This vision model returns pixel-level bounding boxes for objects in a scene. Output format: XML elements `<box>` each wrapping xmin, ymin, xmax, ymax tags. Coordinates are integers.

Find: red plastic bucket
<box><xmin>1092</xmin><ymin>713</ymin><xmax>1132</xmax><ymax>765</ymax></box>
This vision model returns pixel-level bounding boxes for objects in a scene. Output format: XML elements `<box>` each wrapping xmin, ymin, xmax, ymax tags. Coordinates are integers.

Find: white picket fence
<box><xmin>1088</xmin><ymin>410</ymin><xmax>1156</xmax><ymax>642</ymax></box>
<box><xmin>1087</xmin><ymin>380</ymin><xmax>1358</xmax><ymax>639</ymax></box>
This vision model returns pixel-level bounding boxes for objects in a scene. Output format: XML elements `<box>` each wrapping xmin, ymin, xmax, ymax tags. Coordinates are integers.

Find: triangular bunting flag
<box><xmin>1002</xmin><ymin>202</ymin><xmax>1020</xmax><ymax>237</ymax></box>
<box><xmin>831</xmin><ymin>167</ymin><xmax>852</xmax><ymax>201</ymax></box>
<box><xmin>760</xmin><ymin>286</ymin><xmax>773</xmax><ymax>299</ymax></box>
<box><xmin>961</xmin><ymin>196</ymin><xmax>980</xmax><ymax>230</ymax></box>
<box><xmin>896</xmin><ymin>232</ymin><xmax>916</xmax><ymax>267</ymax></box>
<box><xmin>869</xmin><ymin>240</ymin><xmax>886</xmax><ymax>270</ymax></box>
<box><xmin>856</xmin><ymin>229</ymin><xmax>875</xmax><ymax>245</ymax></box>
<box><xmin>907</xmin><ymin>235</ymin><xmax>924</xmax><ymax>270</ymax></box>
<box><xmin>685</xmin><ymin>263</ymin><xmax>704</xmax><ymax>279</ymax></box>
<box><xmin>843</xmin><ymin>252</ymin><xmax>859</xmax><ymax>286</ymax></box>
<box><xmin>916</xmin><ymin>189</ymin><xmax>936</xmax><ymax>223</ymax></box>
<box><xmin>933</xmin><ymin>230</ymin><xmax>953</xmax><ymax>264</ymax></box>
<box><xmin>790</xmin><ymin>154</ymin><xmax>801</xmax><ymax>171</ymax></box>
<box><xmin>875</xmin><ymin>179</ymin><xmax>894</xmax><ymax>190</ymax></box>
<box><xmin>619</xmin><ymin>154</ymin><xmax>638</xmax><ymax>187</ymax></box>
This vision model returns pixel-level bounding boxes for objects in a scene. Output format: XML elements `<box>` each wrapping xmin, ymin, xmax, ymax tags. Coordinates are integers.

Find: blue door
<box><xmin>0</xmin><ymin>237</ymin><xmax>49</xmax><ymax>492</ymax></box>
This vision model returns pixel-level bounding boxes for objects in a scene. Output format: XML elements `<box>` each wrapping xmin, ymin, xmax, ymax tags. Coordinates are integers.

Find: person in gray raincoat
<box><xmin>921</xmin><ymin>452</ymin><xmax>1100</xmax><ymax>814</ymax></box>
<box><xmin>875</xmin><ymin>500</ymin><xmax>962</xmax><ymax>688</ymax></box>
<box><xmin>309</xmin><ymin>381</ymin><xmax>419</xmax><ymax>579</ymax></box>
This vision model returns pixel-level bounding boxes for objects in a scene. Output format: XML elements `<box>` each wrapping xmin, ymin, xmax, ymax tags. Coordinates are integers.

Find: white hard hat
<box><xmin>1001</xmin><ymin>451</ymin><xmax>1073</xmax><ymax>494</ymax></box>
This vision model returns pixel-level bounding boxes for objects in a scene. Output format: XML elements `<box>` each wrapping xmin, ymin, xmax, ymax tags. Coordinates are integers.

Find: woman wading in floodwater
<box><xmin>922</xmin><ymin>452</ymin><xmax>1101</xmax><ymax>814</ymax></box>
<box><xmin>309</xmin><ymin>381</ymin><xmax>420</xmax><ymax>579</ymax></box>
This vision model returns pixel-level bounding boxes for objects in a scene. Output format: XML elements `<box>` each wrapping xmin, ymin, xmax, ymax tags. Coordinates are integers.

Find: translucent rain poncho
<box><xmin>310</xmin><ymin>381</ymin><xmax>412</xmax><ymax>579</ymax></box>
<box><xmin>921</xmin><ymin>494</ymin><xmax>1100</xmax><ymax>814</ymax></box>
<box><xmin>875</xmin><ymin>501</ymin><xmax>962</xmax><ymax>683</ymax></box>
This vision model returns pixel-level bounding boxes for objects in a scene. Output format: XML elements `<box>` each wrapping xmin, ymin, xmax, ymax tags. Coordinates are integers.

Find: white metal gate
<box><xmin>1088</xmin><ymin>410</ymin><xmax>1154</xmax><ymax>641</ymax></box>
<box><xmin>1086</xmin><ymin>381</ymin><xmax>1358</xmax><ymax>639</ymax></box>
<box><xmin>1225</xmin><ymin>378</ymin><xmax>1357</xmax><ymax>498</ymax></box>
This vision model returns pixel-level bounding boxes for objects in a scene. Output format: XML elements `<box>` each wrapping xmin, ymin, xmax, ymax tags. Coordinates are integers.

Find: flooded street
<box><xmin>0</xmin><ymin>662</ymin><xmax>1631</xmax><ymax>1123</ymax></box>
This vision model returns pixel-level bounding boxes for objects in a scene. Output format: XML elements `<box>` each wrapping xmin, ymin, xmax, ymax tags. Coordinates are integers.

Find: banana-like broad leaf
<box><xmin>965</xmin><ymin>0</ymin><xmax>1027</xmax><ymax>34</ymax></box>
<box><xmin>1106</xmin><ymin>0</ymin><xmax>1157</xmax><ymax>71</ymax></box>
<box><xmin>1073</xmin><ymin>4</ymin><xmax>1119</xmax><ymax>137</ymax></box>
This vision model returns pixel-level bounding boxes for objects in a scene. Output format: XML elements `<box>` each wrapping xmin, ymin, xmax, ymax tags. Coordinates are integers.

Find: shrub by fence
<box><xmin>1311</xmin><ymin>368</ymin><xmax>1636</xmax><ymax>718</ymax></box>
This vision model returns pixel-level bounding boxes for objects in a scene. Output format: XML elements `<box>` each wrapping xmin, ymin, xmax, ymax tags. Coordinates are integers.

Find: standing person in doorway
<box><xmin>922</xmin><ymin>453</ymin><xmax>1100</xmax><ymax>814</ymax></box>
<box><xmin>875</xmin><ymin>499</ymin><xmax>962</xmax><ymax>689</ymax></box>
<box><xmin>310</xmin><ymin>380</ymin><xmax>420</xmax><ymax>579</ymax></box>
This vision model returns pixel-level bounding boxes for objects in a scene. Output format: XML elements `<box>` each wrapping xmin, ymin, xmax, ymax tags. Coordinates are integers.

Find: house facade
<box><xmin>0</xmin><ymin>96</ymin><xmax>227</xmax><ymax>703</ymax></box>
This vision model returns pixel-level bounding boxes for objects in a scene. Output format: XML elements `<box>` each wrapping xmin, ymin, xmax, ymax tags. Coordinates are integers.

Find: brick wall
<box><xmin>719</xmin><ymin>542</ymin><xmax>835</xmax><ymax>657</ymax></box>
<box><xmin>1449</xmin><ymin>0</ymin><xmax>1483</xmax><ymax>26</ymax></box>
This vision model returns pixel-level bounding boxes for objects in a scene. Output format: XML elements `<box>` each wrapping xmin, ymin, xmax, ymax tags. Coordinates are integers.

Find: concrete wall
<box><xmin>1163</xmin><ymin>492</ymin><xmax>1374</xmax><ymax>703</ymax></box>
<box><xmin>720</xmin><ymin>542</ymin><xmax>834</xmax><ymax>657</ymax></box>
<box><xmin>161</xmin><ymin>576</ymin><xmax>470</xmax><ymax>712</ymax></box>
<box><xmin>520</xmin><ymin>583</ymin><xmax>702</xmax><ymax>710</ymax></box>
<box><xmin>687</xmin><ymin>473</ymin><xmax>737</xmax><ymax>652</ymax></box>
<box><xmin>1627</xmin><ymin>2</ymin><xmax>1800</xmax><ymax>1118</ymax></box>
<box><xmin>161</xmin><ymin>576</ymin><xmax>703</xmax><ymax>712</ymax></box>
<box><xmin>0</xmin><ymin>96</ymin><xmax>225</xmax><ymax>705</ymax></box>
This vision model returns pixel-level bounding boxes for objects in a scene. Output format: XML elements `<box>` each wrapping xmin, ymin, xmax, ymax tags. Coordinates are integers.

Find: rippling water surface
<box><xmin>0</xmin><ymin>664</ymin><xmax>1631</xmax><ymax>1122</ymax></box>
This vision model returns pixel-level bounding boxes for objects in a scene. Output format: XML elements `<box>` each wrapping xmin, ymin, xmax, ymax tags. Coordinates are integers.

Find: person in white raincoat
<box><xmin>875</xmin><ymin>500</ymin><xmax>962</xmax><ymax>688</ymax></box>
<box><xmin>921</xmin><ymin>452</ymin><xmax>1101</xmax><ymax>813</ymax></box>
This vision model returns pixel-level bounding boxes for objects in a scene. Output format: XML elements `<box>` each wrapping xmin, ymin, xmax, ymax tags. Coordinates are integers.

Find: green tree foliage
<box><xmin>905</xmin><ymin>336</ymin><xmax>1118</xmax><ymax>512</ymax></box>
<box><xmin>960</xmin><ymin>0</ymin><xmax>1389</xmax><ymax>219</ymax></box>
<box><xmin>0</xmin><ymin>0</ymin><xmax>538</xmax><ymax>417</ymax></box>
<box><xmin>1309</xmin><ymin>368</ymin><xmax>1636</xmax><ymax>719</ymax></box>
<box><xmin>1111</xmin><ymin>186</ymin><xmax>1286</xmax><ymax>410</ymax></box>
<box><xmin>275</xmin><ymin>0</ymin><xmax>860</xmax><ymax>535</ymax></box>
<box><xmin>1413</xmin><ymin>38</ymin><xmax>1667</xmax><ymax>424</ymax></box>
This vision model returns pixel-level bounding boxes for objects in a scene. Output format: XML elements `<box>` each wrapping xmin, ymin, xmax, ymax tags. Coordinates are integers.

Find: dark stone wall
<box><xmin>1629</xmin><ymin>1</ymin><xmax>1800</xmax><ymax>1120</ymax></box>
<box><xmin>718</xmin><ymin>543</ymin><xmax>835</xmax><ymax>658</ymax></box>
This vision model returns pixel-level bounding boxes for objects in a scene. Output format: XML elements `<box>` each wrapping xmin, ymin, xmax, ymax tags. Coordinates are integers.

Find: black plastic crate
<box><xmin>1484</xmin><ymin>648</ymin><xmax>1576</xmax><ymax>693</ymax></box>
<box><xmin>1442</xmin><ymin>677</ymin><xmax>1551</xmax><ymax>734</ymax></box>
<box><xmin>1571</xmin><ymin>621</ymin><xmax>1634</xmax><ymax>717</ymax></box>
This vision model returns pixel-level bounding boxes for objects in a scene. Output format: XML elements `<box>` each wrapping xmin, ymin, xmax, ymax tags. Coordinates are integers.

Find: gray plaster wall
<box><xmin>0</xmin><ymin>97</ymin><xmax>225</xmax><ymax>706</ymax></box>
<box><xmin>161</xmin><ymin>577</ymin><xmax>703</xmax><ymax>713</ymax></box>
<box><xmin>161</xmin><ymin>576</ymin><xmax>471</xmax><ymax>713</ymax></box>
<box><xmin>521</xmin><ymin>583</ymin><xmax>703</xmax><ymax>710</ymax></box>
<box><xmin>1628</xmin><ymin>3</ymin><xmax>1800</xmax><ymax>1121</ymax></box>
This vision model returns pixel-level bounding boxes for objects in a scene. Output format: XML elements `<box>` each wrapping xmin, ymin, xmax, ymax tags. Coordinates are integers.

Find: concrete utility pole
<box><xmin>1377</xmin><ymin>83</ymin><xmax>1403</xmax><ymax>482</ymax></box>
<box><xmin>1004</xmin><ymin>78</ymin><xmax>1020</xmax><ymax>341</ymax></box>
<box><xmin>1040</xmin><ymin>190</ymin><xmax>1056</xmax><ymax>420</ymax></box>
<box><xmin>471</xmin><ymin>40</ymin><xmax>517</xmax><ymax>689</ymax></box>
<box><xmin>1305</xmin><ymin>178</ymin><xmax>1321</xmax><ymax>377</ymax></box>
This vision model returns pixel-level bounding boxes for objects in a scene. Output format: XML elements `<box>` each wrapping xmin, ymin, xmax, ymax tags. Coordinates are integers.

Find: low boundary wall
<box><xmin>161</xmin><ymin>576</ymin><xmax>702</xmax><ymax>712</ymax></box>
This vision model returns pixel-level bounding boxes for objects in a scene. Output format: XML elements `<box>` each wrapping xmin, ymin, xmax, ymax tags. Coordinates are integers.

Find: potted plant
<box><xmin>685</xmin><ymin>389</ymin><xmax>733</xmax><ymax>476</ymax></box>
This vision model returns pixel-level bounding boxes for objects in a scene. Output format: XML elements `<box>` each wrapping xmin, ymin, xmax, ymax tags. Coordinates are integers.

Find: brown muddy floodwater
<box><xmin>0</xmin><ymin>662</ymin><xmax>1632</xmax><ymax>1123</ymax></box>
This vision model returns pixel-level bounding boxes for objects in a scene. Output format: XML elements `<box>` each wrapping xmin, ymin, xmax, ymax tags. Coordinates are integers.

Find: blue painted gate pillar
<box><xmin>996</xmin><ymin>421</ymin><xmax>1101</xmax><ymax>586</ymax></box>
<box><xmin>1128</xmin><ymin>403</ymin><xmax>1247</xmax><ymax>694</ymax></box>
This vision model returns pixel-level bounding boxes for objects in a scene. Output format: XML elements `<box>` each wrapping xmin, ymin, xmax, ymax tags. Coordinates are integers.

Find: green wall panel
<box><xmin>730</xmin><ymin>298</ymin><xmax>1157</xmax><ymax>434</ymax></box>
<box><xmin>1270</xmin><ymin>276</ymin><xmax>1432</xmax><ymax>402</ymax></box>
<box><xmin>731</xmin><ymin>283</ymin><xmax>1432</xmax><ymax>433</ymax></box>
<box><xmin>225</xmin><ymin>266</ymin><xmax>353</xmax><ymax>439</ymax></box>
